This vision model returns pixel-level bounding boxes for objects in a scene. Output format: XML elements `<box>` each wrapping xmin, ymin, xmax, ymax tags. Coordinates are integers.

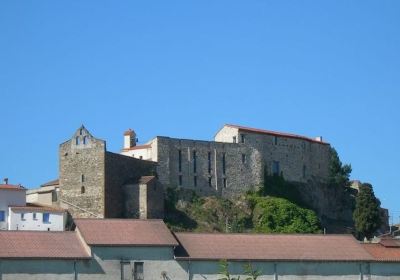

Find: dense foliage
<box><xmin>249</xmin><ymin>195</ymin><xmax>321</xmax><ymax>233</ymax></box>
<box><xmin>329</xmin><ymin>147</ymin><xmax>352</xmax><ymax>188</ymax></box>
<box><xmin>353</xmin><ymin>183</ymin><xmax>381</xmax><ymax>239</ymax></box>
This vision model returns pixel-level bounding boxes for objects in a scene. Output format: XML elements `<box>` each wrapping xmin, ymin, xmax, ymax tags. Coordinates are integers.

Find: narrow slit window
<box><xmin>241</xmin><ymin>134</ymin><xmax>245</xmax><ymax>143</ymax></box>
<box><xmin>193</xmin><ymin>150</ymin><xmax>197</xmax><ymax>173</ymax></box>
<box><xmin>179</xmin><ymin>175</ymin><xmax>182</xmax><ymax>186</ymax></box>
<box><xmin>208</xmin><ymin>177</ymin><xmax>212</xmax><ymax>187</ymax></box>
<box><xmin>222</xmin><ymin>153</ymin><xmax>226</xmax><ymax>175</ymax></box>
<box><xmin>208</xmin><ymin>152</ymin><xmax>211</xmax><ymax>174</ymax></box>
<box><xmin>83</xmin><ymin>136</ymin><xmax>87</xmax><ymax>145</ymax></box>
<box><xmin>242</xmin><ymin>154</ymin><xmax>246</xmax><ymax>164</ymax></box>
<box><xmin>178</xmin><ymin>150</ymin><xmax>182</xmax><ymax>172</ymax></box>
<box><xmin>223</xmin><ymin>178</ymin><xmax>227</xmax><ymax>188</ymax></box>
<box><xmin>81</xmin><ymin>186</ymin><xmax>85</xmax><ymax>194</ymax></box>
<box><xmin>194</xmin><ymin>176</ymin><xmax>197</xmax><ymax>187</ymax></box>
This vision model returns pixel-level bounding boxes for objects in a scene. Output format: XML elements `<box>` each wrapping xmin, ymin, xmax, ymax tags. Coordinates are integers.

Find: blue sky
<box><xmin>1</xmin><ymin>1</ymin><xmax>399</xmax><ymax>224</ymax></box>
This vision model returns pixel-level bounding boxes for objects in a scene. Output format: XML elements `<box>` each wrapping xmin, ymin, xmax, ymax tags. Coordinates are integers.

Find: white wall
<box><xmin>0</xmin><ymin>189</ymin><xmax>25</xmax><ymax>230</ymax></box>
<box><xmin>8</xmin><ymin>209</ymin><xmax>65</xmax><ymax>231</ymax></box>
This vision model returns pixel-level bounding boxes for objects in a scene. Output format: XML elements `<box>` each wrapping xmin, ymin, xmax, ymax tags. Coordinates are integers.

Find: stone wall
<box><xmin>59</xmin><ymin>127</ymin><xmax>106</xmax><ymax>218</ymax></box>
<box><xmin>104</xmin><ymin>152</ymin><xmax>156</xmax><ymax>218</ymax></box>
<box><xmin>154</xmin><ymin>137</ymin><xmax>263</xmax><ymax>198</ymax></box>
<box><xmin>141</xmin><ymin>179</ymin><xmax>164</xmax><ymax>219</ymax></box>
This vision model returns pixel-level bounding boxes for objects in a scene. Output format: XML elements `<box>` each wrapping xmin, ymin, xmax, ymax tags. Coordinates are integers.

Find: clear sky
<box><xmin>1</xmin><ymin>1</ymin><xmax>399</xmax><ymax>224</ymax></box>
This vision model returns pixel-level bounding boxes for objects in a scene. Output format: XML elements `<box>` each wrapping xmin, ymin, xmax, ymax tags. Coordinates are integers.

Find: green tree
<box><xmin>218</xmin><ymin>260</ymin><xmax>240</xmax><ymax>280</ymax></box>
<box><xmin>243</xmin><ymin>262</ymin><xmax>261</xmax><ymax>280</ymax></box>
<box><xmin>329</xmin><ymin>147</ymin><xmax>352</xmax><ymax>188</ymax></box>
<box><xmin>353</xmin><ymin>183</ymin><xmax>381</xmax><ymax>239</ymax></box>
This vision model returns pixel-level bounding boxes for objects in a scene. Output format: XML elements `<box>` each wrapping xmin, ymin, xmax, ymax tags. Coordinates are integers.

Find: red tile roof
<box><xmin>122</xmin><ymin>144</ymin><xmax>152</xmax><ymax>151</ymax></box>
<box><xmin>174</xmin><ymin>233</ymin><xmax>372</xmax><ymax>261</ymax></box>
<box><xmin>225</xmin><ymin>124</ymin><xmax>330</xmax><ymax>145</ymax></box>
<box><xmin>362</xmin><ymin>243</ymin><xmax>400</xmax><ymax>262</ymax></box>
<box><xmin>0</xmin><ymin>184</ymin><xmax>26</xmax><ymax>191</ymax></box>
<box><xmin>75</xmin><ymin>219</ymin><xmax>178</xmax><ymax>247</ymax></box>
<box><xmin>380</xmin><ymin>238</ymin><xmax>400</xmax><ymax>248</ymax></box>
<box><xmin>0</xmin><ymin>231</ymin><xmax>90</xmax><ymax>259</ymax></box>
<box><xmin>10</xmin><ymin>203</ymin><xmax>66</xmax><ymax>213</ymax></box>
<box><xmin>40</xmin><ymin>179</ymin><xmax>59</xmax><ymax>187</ymax></box>
<box><xmin>139</xmin><ymin>176</ymin><xmax>156</xmax><ymax>184</ymax></box>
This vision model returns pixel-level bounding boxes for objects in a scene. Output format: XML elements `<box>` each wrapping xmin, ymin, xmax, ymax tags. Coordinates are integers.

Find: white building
<box><xmin>0</xmin><ymin>179</ymin><xmax>66</xmax><ymax>231</ymax></box>
<box><xmin>0</xmin><ymin>180</ymin><xmax>26</xmax><ymax>230</ymax></box>
<box><xmin>8</xmin><ymin>204</ymin><xmax>66</xmax><ymax>231</ymax></box>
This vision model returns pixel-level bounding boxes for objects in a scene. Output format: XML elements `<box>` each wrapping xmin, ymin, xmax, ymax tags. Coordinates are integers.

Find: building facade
<box><xmin>58</xmin><ymin>126</ymin><xmax>164</xmax><ymax>219</ymax></box>
<box><xmin>0</xmin><ymin>219</ymin><xmax>399</xmax><ymax>280</ymax></box>
<box><xmin>121</xmin><ymin>124</ymin><xmax>331</xmax><ymax>197</ymax></box>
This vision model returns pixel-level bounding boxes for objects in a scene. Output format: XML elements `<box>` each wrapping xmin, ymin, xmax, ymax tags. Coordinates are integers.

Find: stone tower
<box><xmin>59</xmin><ymin>126</ymin><xmax>163</xmax><ymax>219</ymax></box>
<box><xmin>59</xmin><ymin>126</ymin><xmax>106</xmax><ymax>218</ymax></box>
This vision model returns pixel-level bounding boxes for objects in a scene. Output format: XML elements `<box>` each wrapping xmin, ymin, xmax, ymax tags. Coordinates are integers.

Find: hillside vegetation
<box><xmin>164</xmin><ymin>176</ymin><xmax>321</xmax><ymax>234</ymax></box>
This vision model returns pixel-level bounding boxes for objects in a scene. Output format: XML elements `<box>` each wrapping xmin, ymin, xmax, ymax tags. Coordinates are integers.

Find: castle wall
<box><xmin>154</xmin><ymin>137</ymin><xmax>263</xmax><ymax>197</ymax></box>
<box><xmin>142</xmin><ymin>179</ymin><xmax>164</xmax><ymax>219</ymax></box>
<box><xmin>59</xmin><ymin>129</ymin><xmax>106</xmax><ymax>218</ymax></box>
<box><xmin>104</xmin><ymin>152</ymin><xmax>156</xmax><ymax>218</ymax></box>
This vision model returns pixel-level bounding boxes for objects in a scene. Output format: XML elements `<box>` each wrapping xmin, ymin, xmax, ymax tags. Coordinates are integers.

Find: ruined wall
<box><xmin>59</xmin><ymin>127</ymin><xmax>106</xmax><ymax>218</ymax></box>
<box><xmin>104</xmin><ymin>152</ymin><xmax>156</xmax><ymax>218</ymax></box>
<box><xmin>155</xmin><ymin>137</ymin><xmax>263</xmax><ymax>198</ymax></box>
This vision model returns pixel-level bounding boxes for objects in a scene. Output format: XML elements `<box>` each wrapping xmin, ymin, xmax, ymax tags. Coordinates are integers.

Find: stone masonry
<box><xmin>121</xmin><ymin>124</ymin><xmax>331</xmax><ymax>198</ymax></box>
<box><xmin>59</xmin><ymin>126</ymin><xmax>162</xmax><ymax>219</ymax></box>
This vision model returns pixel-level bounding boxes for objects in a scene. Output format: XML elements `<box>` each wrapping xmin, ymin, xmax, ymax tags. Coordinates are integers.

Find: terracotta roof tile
<box><xmin>380</xmin><ymin>238</ymin><xmax>400</xmax><ymax>248</ymax></box>
<box><xmin>10</xmin><ymin>203</ymin><xmax>66</xmax><ymax>213</ymax></box>
<box><xmin>40</xmin><ymin>179</ymin><xmax>59</xmax><ymax>187</ymax></box>
<box><xmin>174</xmin><ymin>233</ymin><xmax>372</xmax><ymax>261</ymax></box>
<box><xmin>0</xmin><ymin>231</ymin><xmax>90</xmax><ymax>259</ymax></box>
<box><xmin>122</xmin><ymin>144</ymin><xmax>151</xmax><ymax>151</ymax></box>
<box><xmin>139</xmin><ymin>176</ymin><xmax>156</xmax><ymax>184</ymax></box>
<box><xmin>225</xmin><ymin>124</ymin><xmax>329</xmax><ymax>145</ymax></box>
<box><xmin>75</xmin><ymin>219</ymin><xmax>178</xmax><ymax>247</ymax></box>
<box><xmin>0</xmin><ymin>184</ymin><xmax>26</xmax><ymax>191</ymax></box>
<box><xmin>362</xmin><ymin>243</ymin><xmax>400</xmax><ymax>262</ymax></box>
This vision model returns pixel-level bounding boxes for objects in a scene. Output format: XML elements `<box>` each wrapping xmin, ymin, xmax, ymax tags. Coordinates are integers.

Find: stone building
<box><xmin>58</xmin><ymin>126</ymin><xmax>164</xmax><ymax>219</ymax></box>
<box><xmin>121</xmin><ymin>124</ymin><xmax>331</xmax><ymax>197</ymax></box>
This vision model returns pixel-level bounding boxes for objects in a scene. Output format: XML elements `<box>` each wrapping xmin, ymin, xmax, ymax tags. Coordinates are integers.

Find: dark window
<box><xmin>274</xmin><ymin>136</ymin><xmax>278</xmax><ymax>145</ymax></box>
<box><xmin>233</xmin><ymin>136</ymin><xmax>237</xmax><ymax>143</ymax></box>
<box><xmin>241</xmin><ymin>134</ymin><xmax>245</xmax><ymax>143</ymax></box>
<box><xmin>75</xmin><ymin>136</ymin><xmax>80</xmax><ymax>145</ymax></box>
<box><xmin>0</xmin><ymin>211</ymin><xmax>5</xmax><ymax>222</ymax></box>
<box><xmin>43</xmin><ymin>213</ymin><xmax>50</xmax><ymax>223</ymax></box>
<box><xmin>134</xmin><ymin>262</ymin><xmax>144</xmax><ymax>280</ymax></box>
<box><xmin>178</xmin><ymin>150</ymin><xmax>182</xmax><ymax>172</ymax></box>
<box><xmin>223</xmin><ymin>178</ymin><xmax>227</xmax><ymax>188</ymax></box>
<box><xmin>272</xmin><ymin>161</ymin><xmax>280</xmax><ymax>176</ymax></box>
<box><xmin>81</xmin><ymin>186</ymin><xmax>85</xmax><ymax>194</ymax></box>
<box><xmin>179</xmin><ymin>175</ymin><xmax>182</xmax><ymax>186</ymax></box>
<box><xmin>208</xmin><ymin>177</ymin><xmax>212</xmax><ymax>187</ymax></box>
<box><xmin>222</xmin><ymin>153</ymin><xmax>226</xmax><ymax>175</ymax></box>
<box><xmin>79</xmin><ymin>129</ymin><xmax>83</xmax><ymax>135</ymax></box>
<box><xmin>194</xmin><ymin>176</ymin><xmax>197</xmax><ymax>187</ymax></box>
<box><xmin>33</xmin><ymin>213</ymin><xmax>37</xmax><ymax>220</ymax></box>
<box><xmin>242</xmin><ymin>154</ymin><xmax>246</xmax><ymax>164</ymax></box>
<box><xmin>21</xmin><ymin>213</ymin><xmax>25</xmax><ymax>220</ymax></box>
<box><xmin>83</xmin><ymin>136</ymin><xmax>87</xmax><ymax>145</ymax></box>
<box><xmin>208</xmin><ymin>152</ymin><xmax>212</xmax><ymax>173</ymax></box>
<box><xmin>193</xmin><ymin>150</ymin><xmax>197</xmax><ymax>173</ymax></box>
<box><xmin>81</xmin><ymin>174</ymin><xmax>85</xmax><ymax>183</ymax></box>
<box><xmin>303</xmin><ymin>165</ymin><xmax>306</xmax><ymax>178</ymax></box>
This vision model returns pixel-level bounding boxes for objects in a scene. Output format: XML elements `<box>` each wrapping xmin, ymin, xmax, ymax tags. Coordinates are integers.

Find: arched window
<box><xmin>81</xmin><ymin>186</ymin><xmax>85</xmax><ymax>194</ymax></box>
<box><xmin>75</xmin><ymin>136</ymin><xmax>80</xmax><ymax>145</ymax></box>
<box><xmin>83</xmin><ymin>136</ymin><xmax>87</xmax><ymax>145</ymax></box>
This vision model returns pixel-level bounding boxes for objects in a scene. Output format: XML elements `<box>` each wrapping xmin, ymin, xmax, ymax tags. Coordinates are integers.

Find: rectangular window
<box><xmin>193</xmin><ymin>150</ymin><xmax>197</xmax><ymax>173</ymax></box>
<box><xmin>242</xmin><ymin>154</ymin><xmax>246</xmax><ymax>164</ymax></box>
<box><xmin>179</xmin><ymin>175</ymin><xmax>182</xmax><ymax>186</ymax></box>
<box><xmin>194</xmin><ymin>176</ymin><xmax>197</xmax><ymax>187</ymax></box>
<box><xmin>33</xmin><ymin>213</ymin><xmax>37</xmax><ymax>220</ymax></box>
<box><xmin>223</xmin><ymin>178</ymin><xmax>227</xmax><ymax>188</ymax></box>
<box><xmin>272</xmin><ymin>161</ymin><xmax>280</xmax><ymax>176</ymax></box>
<box><xmin>233</xmin><ymin>136</ymin><xmax>237</xmax><ymax>143</ymax></box>
<box><xmin>134</xmin><ymin>262</ymin><xmax>144</xmax><ymax>280</ymax></box>
<box><xmin>208</xmin><ymin>152</ymin><xmax>212</xmax><ymax>174</ymax></box>
<box><xmin>178</xmin><ymin>150</ymin><xmax>182</xmax><ymax>172</ymax></box>
<box><xmin>81</xmin><ymin>174</ymin><xmax>85</xmax><ymax>183</ymax></box>
<box><xmin>43</xmin><ymin>213</ymin><xmax>50</xmax><ymax>223</ymax></box>
<box><xmin>0</xmin><ymin>210</ymin><xmax>5</xmax><ymax>222</ymax></box>
<box><xmin>222</xmin><ymin>153</ymin><xmax>226</xmax><ymax>175</ymax></box>
<box><xmin>121</xmin><ymin>261</ymin><xmax>131</xmax><ymax>280</ymax></box>
<box><xmin>241</xmin><ymin>134</ymin><xmax>245</xmax><ymax>143</ymax></box>
<box><xmin>274</xmin><ymin>136</ymin><xmax>278</xmax><ymax>145</ymax></box>
<box><xmin>208</xmin><ymin>177</ymin><xmax>212</xmax><ymax>187</ymax></box>
<box><xmin>21</xmin><ymin>213</ymin><xmax>25</xmax><ymax>220</ymax></box>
